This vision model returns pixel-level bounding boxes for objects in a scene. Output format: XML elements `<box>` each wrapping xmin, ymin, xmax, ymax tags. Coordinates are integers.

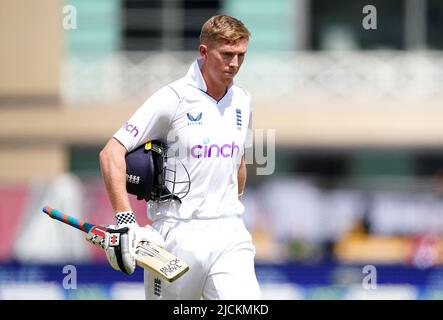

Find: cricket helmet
<box><xmin>125</xmin><ymin>140</ymin><xmax>190</xmax><ymax>202</ymax></box>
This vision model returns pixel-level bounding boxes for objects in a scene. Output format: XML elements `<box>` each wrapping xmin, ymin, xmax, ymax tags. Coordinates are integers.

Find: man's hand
<box><xmin>86</xmin><ymin>211</ymin><xmax>165</xmax><ymax>274</ymax></box>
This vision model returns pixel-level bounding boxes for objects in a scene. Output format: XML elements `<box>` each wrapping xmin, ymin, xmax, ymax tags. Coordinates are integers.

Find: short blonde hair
<box><xmin>200</xmin><ymin>15</ymin><xmax>250</xmax><ymax>45</ymax></box>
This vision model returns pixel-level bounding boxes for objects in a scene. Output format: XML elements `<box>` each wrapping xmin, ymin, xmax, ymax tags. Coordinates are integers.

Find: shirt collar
<box><xmin>186</xmin><ymin>58</ymin><xmax>235</xmax><ymax>92</ymax></box>
<box><xmin>186</xmin><ymin>58</ymin><xmax>207</xmax><ymax>91</ymax></box>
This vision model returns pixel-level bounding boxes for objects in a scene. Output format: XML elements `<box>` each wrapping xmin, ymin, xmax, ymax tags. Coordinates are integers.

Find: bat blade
<box><xmin>136</xmin><ymin>241</ymin><xmax>190</xmax><ymax>282</ymax></box>
<box><xmin>42</xmin><ymin>205</ymin><xmax>189</xmax><ymax>282</ymax></box>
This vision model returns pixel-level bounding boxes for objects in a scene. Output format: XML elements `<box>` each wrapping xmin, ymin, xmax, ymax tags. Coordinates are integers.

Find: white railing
<box><xmin>61</xmin><ymin>50</ymin><xmax>443</xmax><ymax>105</ymax></box>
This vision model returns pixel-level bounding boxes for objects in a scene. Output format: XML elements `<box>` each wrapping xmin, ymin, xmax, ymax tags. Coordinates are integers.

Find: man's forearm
<box><xmin>237</xmin><ymin>156</ymin><xmax>246</xmax><ymax>196</ymax></box>
<box><xmin>100</xmin><ymin>139</ymin><xmax>132</xmax><ymax>213</ymax></box>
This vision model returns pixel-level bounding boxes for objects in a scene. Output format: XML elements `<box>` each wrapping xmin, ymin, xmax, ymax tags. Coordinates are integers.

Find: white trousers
<box><xmin>144</xmin><ymin>216</ymin><xmax>261</xmax><ymax>300</ymax></box>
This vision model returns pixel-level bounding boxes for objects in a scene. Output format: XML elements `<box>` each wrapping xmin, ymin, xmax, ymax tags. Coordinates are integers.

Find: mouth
<box><xmin>224</xmin><ymin>71</ymin><xmax>236</xmax><ymax>77</ymax></box>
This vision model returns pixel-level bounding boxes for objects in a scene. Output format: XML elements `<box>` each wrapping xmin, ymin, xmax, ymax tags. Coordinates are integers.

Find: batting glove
<box><xmin>93</xmin><ymin>211</ymin><xmax>165</xmax><ymax>274</ymax></box>
<box><xmin>115</xmin><ymin>211</ymin><xmax>165</xmax><ymax>255</ymax></box>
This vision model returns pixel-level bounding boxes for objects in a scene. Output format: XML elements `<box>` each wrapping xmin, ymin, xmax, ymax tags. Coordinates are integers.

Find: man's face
<box><xmin>200</xmin><ymin>38</ymin><xmax>248</xmax><ymax>87</ymax></box>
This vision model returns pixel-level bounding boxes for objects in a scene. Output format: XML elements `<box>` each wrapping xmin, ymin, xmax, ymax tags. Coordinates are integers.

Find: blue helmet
<box><xmin>125</xmin><ymin>140</ymin><xmax>190</xmax><ymax>202</ymax></box>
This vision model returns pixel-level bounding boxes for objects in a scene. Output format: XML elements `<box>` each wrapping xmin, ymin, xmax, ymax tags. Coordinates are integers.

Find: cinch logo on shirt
<box><xmin>123</xmin><ymin>122</ymin><xmax>139</xmax><ymax>137</ymax></box>
<box><xmin>191</xmin><ymin>141</ymin><xmax>240</xmax><ymax>158</ymax></box>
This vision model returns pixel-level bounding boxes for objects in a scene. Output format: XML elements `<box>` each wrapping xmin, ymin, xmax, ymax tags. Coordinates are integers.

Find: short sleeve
<box><xmin>113</xmin><ymin>86</ymin><xmax>179</xmax><ymax>152</ymax></box>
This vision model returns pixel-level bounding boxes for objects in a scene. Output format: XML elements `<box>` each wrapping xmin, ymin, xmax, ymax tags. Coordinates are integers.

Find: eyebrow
<box><xmin>220</xmin><ymin>49</ymin><xmax>247</xmax><ymax>54</ymax></box>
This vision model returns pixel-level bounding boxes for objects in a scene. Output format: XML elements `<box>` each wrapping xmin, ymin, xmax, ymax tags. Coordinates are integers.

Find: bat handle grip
<box><xmin>42</xmin><ymin>206</ymin><xmax>93</xmax><ymax>233</ymax></box>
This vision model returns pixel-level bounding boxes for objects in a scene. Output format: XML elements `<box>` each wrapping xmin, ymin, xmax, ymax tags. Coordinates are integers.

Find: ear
<box><xmin>199</xmin><ymin>44</ymin><xmax>208</xmax><ymax>59</ymax></box>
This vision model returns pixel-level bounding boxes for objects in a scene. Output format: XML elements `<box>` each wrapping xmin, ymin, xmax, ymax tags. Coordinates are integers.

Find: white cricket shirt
<box><xmin>113</xmin><ymin>58</ymin><xmax>252</xmax><ymax>220</ymax></box>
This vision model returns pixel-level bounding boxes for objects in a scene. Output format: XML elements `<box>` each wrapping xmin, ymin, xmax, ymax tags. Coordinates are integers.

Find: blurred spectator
<box><xmin>407</xmin><ymin>233</ymin><xmax>443</xmax><ymax>269</ymax></box>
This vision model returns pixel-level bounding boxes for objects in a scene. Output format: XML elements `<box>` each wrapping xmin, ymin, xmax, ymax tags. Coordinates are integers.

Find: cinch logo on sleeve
<box><xmin>123</xmin><ymin>122</ymin><xmax>139</xmax><ymax>137</ymax></box>
<box><xmin>191</xmin><ymin>141</ymin><xmax>240</xmax><ymax>158</ymax></box>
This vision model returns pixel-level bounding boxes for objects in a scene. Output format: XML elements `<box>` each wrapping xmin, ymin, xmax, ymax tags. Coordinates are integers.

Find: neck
<box><xmin>200</xmin><ymin>67</ymin><xmax>230</xmax><ymax>101</ymax></box>
<box><xmin>206</xmin><ymin>85</ymin><xmax>228</xmax><ymax>101</ymax></box>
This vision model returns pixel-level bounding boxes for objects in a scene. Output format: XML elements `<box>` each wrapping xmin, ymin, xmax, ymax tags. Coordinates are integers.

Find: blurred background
<box><xmin>2</xmin><ymin>0</ymin><xmax>443</xmax><ymax>299</ymax></box>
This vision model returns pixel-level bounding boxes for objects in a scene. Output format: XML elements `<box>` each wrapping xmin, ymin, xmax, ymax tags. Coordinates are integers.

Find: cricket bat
<box><xmin>42</xmin><ymin>206</ymin><xmax>189</xmax><ymax>282</ymax></box>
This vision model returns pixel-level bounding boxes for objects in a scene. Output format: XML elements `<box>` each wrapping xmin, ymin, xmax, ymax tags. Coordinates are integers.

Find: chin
<box><xmin>222</xmin><ymin>75</ymin><xmax>235</xmax><ymax>82</ymax></box>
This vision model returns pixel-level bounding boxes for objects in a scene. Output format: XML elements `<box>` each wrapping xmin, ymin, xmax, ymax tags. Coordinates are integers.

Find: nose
<box><xmin>229</xmin><ymin>55</ymin><xmax>239</xmax><ymax>68</ymax></box>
